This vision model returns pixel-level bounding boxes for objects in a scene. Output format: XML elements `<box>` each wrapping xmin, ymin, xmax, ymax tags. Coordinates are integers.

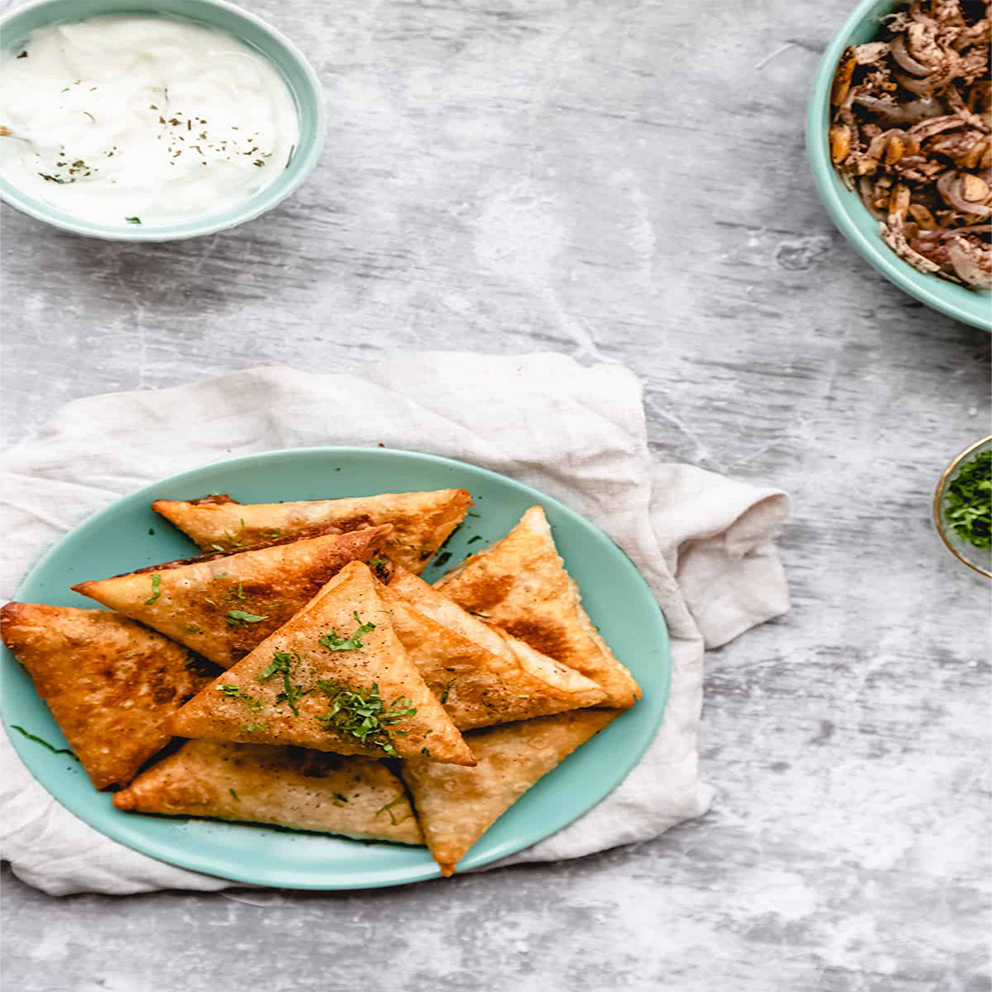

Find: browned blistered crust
<box><xmin>152</xmin><ymin>489</ymin><xmax>472</xmax><ymax>575</ymax></box>
<box><xmin>0</xmin><ymin>603</ymin><xmax>218</xmax><ymax>790</ymax></box>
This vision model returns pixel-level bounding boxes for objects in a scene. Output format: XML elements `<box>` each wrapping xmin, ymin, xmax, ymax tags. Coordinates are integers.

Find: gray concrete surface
<box><xmin>1</xmin><ymin>1</ymin><xmax>990</xmax><ymax>990</ymax></box>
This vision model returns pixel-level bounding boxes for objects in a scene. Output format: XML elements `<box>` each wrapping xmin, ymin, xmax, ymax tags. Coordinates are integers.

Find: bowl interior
<box><xmin>0</xmin><ymin>0</ymin><xmax>326</xmax><ymax>241</ymax></box>
<box><xmin>806</xmin><ymin>0</ymin><xmax>991</xmax><ymax>332</ymax></box>
<box><xmin>934</xmin><ymin>437</ymin><xmax>992</xmax><ymax>578</ymax></box>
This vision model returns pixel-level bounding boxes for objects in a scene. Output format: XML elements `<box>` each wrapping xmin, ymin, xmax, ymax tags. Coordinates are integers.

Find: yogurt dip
<box><xmin>0</xmin><ymin>15</ymin><xmax>299</xmax><ymax>228</ymax></box>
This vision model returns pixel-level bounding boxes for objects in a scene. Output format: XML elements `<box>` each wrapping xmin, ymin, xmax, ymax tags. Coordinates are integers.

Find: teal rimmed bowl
<box><xmin>0</xmin><ymin>0</ymin><xmax>326</xmax><ymax>242</ymax></box>
<box><xmin>806</xmin><ymin>0</ymin><xmax>991</xmax><ymax>332</ymax></box>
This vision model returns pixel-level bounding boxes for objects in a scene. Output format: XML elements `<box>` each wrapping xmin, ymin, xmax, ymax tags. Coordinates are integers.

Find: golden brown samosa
<box><xmin>402</xmin><ymin>709</ymin><xmax>620</xmax><ymax>876</ymax></box>
<box><xmin>169</xmin><ymin>562</ymin><xmax>476</xmax><ymax>766</ymax></box>
<box><xmin>382</xmin><ymin>569</ymin><xmax>606</xmax><ymax>729</ymax></box>
<box><xmin>71</xmin><ymin>528</ymin><xmax>390</xmax><ymax>670</ymax></box>
<box><xmin>152</xmin><ymin>489</ymin><xmax>472</xmax><ymax>574</ymax></box>
<box><xmin>113</xmin><ymin>741</ymin><xmax>423</xmax><ymax>845</ymax></box>
<box><xmin>434</xmin><ymin>506</ymin><xmax>641</xmax><ymax>709</ymax></box>
<box><xmin>0</xmin><ymin>603</ymin><xmax>217</xmax><ymax>790</ymax></box>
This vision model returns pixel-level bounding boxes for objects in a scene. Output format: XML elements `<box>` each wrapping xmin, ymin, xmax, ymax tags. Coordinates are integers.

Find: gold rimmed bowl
<box><xmin>933</xmin><ymin>435</ymin><xmax>992</xmax><ymax>579</ymax></box>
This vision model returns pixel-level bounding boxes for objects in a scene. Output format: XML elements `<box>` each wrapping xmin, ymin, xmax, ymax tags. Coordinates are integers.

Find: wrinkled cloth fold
<box><xmin>0</xmin><ymin>352</ymin><xmax>790</xmax><ymax>895</ymax></box>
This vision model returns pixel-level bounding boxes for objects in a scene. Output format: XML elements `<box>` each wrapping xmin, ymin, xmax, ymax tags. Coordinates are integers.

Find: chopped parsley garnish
<box><xmin>333</xmin><ymin>793</ymin><xmax>349</xmax><ymax>803</ymax></box>
<box><xmin>244</xmin><ymin>722</ymin><xmax>266</xmax><ymax>732</ymax></box>
<box><xmin>467</xmin><ymin>536</ymin><xmax>484</xmax><ymax>544</ymax></box>
<box><xmin>215</xmin><ymin>571</ymin><xmax>229</xmax><ymax>578</ymax></box>
<box><xmin>433</xmin><ymin>551</ymin><xmax>452</xmax><ymax>568</ymax></box>
<box><xmin>467</xmin><ymin>512</ymin><xmax>480</xmax><ymax>518</ymax></box>
<box><xmin>375</xmin><ymin>794</ymin><xmax>408</xmax><ymax>825</ymax></box>
<box><xmin>318</xmin><ymin>612</ymin><xmax>376</xmax><ymax>651</ymax></box>
<box><xmin>204</xmin><ymin>597</ymin><xmax>218</xmax><ymax>607</ymax></box>
<box><xmin>261</xmin><ymin>529</ymin><xmax>281</xmax><ymax>539</ymax></box>
<box><xmin>148</xmin><ymin>527</ymin><xmax>155</xmax><ymax>535</ymax></box>
<box><xmin>144</xmin><ymin>573</ymin><xmax>162</xmax><ymax>605</ymax></box>
<box><xmin>125</xmin><ymin>216</ymin><xmax>141</xmax><ymax>225</ymax></box>
<box><xmin>11</xmin><ymin>725</ymin><xmax>78</xmax><ymax>760</ymax></box>
<box><xmin>185</xmin><ymin>623</ymin><xmax>203</xmax><ymax>634</ymax></box>
<box><xmin>439</xmin><ymin>678</ymin><xmax>457</xmax><ymax>704</ymax></box>
<box><xmin>228</xmin><ymin>582</ymin><xmax>246</xmax><ymax>601</ymax></box>
<box><xmin>944</xmin><ymin>450</ymin><xmax>991</xmax><ymax>550</ymax></box>
<box><xmin>216</xmin><ymin>684</ymin><xmax>263</xmax><ymax>711</ymax></box>
<box><xmin>257</xmin><ymin>651</ymin><xmax>308</xmax><ymax>716</ymax></box>
<box><xmin>226</xmin><ymin>609</ymin><xmax>268</xmax><ymax>627</ymax></box>
<box><xmin>314</xmin><ymin>681</ymin><xmax>416</xmax><ymax>757</ymax></box>
<box><xmin>229</xmin><ymin>788</ymin><xmax>239</xmax><ymax>800</ymax></box>
<box><xmin>420</xmin><ymin>746</ymin><xmax>431</xmax><ymax>756</ymax></box>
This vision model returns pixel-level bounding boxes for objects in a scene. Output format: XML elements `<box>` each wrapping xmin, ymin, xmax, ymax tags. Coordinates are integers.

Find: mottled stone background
<box><xmin>1</xmin><ymin>1</ymin><xmax>989</xmax><ymax>990</ymax></box>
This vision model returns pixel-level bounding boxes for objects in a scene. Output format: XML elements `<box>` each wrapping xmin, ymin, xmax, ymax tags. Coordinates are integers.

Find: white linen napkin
<box><xmin>0</xmin><ymin>352</ymin><xmax>790</xmax><ymax>895</ymax></box>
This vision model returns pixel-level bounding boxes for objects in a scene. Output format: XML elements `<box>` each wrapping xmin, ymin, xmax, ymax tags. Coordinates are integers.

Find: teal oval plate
<box><xmin>1</xmin><ymin>447</ymin><xmax>671</xmax><ymax>889</ymax></box>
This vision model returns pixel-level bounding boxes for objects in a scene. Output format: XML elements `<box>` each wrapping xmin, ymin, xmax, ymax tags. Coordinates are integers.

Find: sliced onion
<box><xmin>896</xmin><ymin>71</ymin><xmax>941</xmax><ymax>94</ymax></box>
<box><xmin>890</xmin><ymin>34</ymin><xmax>935</xmax><ymax>76</ymax></box>
<box><xmin>936</xmin><ymin>223</ymin><xmax>992</xmax><ymax>237</ymax></box>
<box><xmin>947</xmin><ymin>237</ymin><xmax>992</xmax><ymax>287</ymax></box>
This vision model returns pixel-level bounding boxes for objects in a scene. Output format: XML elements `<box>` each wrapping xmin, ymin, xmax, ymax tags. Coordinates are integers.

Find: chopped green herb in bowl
<box><xmin>934</xmin><ymin>436</ymin><xmax>992</xmax><ymax>579</ymax></box>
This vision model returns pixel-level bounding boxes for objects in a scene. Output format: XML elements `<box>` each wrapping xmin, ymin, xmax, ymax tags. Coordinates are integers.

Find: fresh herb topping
<box><xmin>261</xmin><ymin>529</ymin><xmax>281</xmax><ymax>539</ymax></box>
<box><xmin>433</xmin><ymin>551</ymin><xmax>452</xmax><ymax>568</ymax></box>
<box><xmin>314</xmin><ymin>681</ymin><xmax>416</xmax><ymax>757</ymax></box>
<box><xmin>11</xmin><ymin>725</ymin><xmax>78</xmax><ymax>759</ymax></box>
<box><xmin>226</xmin><ymin>609</ymin><xmax>268</xmax><ymax>627</ymax></box>
<box><xmin>375</xmin><ymin>794</ymin><xmax>408</xmax><ymax>825</ymax></box>
<box><xmin>216</xmin><ymin>684</ymin><xmax>263</xmax><ymax>711</ymax></box>
<box><xmin>144</xmin><ymin>573</ymin><xmax>162</xmax><ymax>605</ymax></box>
<box><xmin>944</xmin><ymin>450</ymin><xmax>991</xmax><ymax>550</ymax></box>
<box><xmin>333</xmin><ymin>793</ymin><xmax>349</xmax><ymax>803</ymax></box>
<box><xmin>420</xmin><ymin>746</ymin><xmax>431</xmax><ymax>756</ymax></box>
<box><xmin>185</xmin><ymin>623</ymin><xmax>203</xmax><ymax>634</ymax></box>
<box><xmin>467</xmin><ymin>536</ymin><xmax>484</xmax><ymax>544</ymax></box>
<box><xmin>229</xmin><ymin>788</ymin><xmax>239</xmax><ymax>800</ymax></box>
<box><xmin>215</xmin><ymin>571</ymin><xmax>229</xmax><ymax>578</ymax></box>
<box><xmin>244</xmin><ymin>722</ymin><xmax>266</xmax><ymax>732</ymax></box>
<box><xmin>228</xmin><ymin>582</ymin><xmax>246</xmax><ymax>601</ymax></box>
<box><xmin>257</xmin><ymin>651</ymin><xmax>308</xmax><ymax>716</ymax></box>
<box><xmin>439</xmin><ymin>678</ymin><xmax>457</xmax><ymax>704</ymax></box>
<box><xmin>148</xmin><ymin>527</ymin><xmax>155</xmax><ymax>535</ymax></box>
<box><xmin>125</xmin><ymin>216</ymin><xmax>141</xmax><ymax>225</ymax></box>
<box><xmin>318</xmin><ymin>612</ymin><xmax>377</xmax><ymax>651</ymax></box>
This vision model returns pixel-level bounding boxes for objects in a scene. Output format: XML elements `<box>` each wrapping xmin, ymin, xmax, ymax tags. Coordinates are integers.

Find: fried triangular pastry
<box><xmin>402</xmin><ymin>708</ymin><xmax>620</xmax><ymax>876</ymax></box>
<box><xmin>113</xmin><ymin>741</ymin><xmax>424</xmax><ymax>845</ymax></box>
<box><xmin>169</xmin><ymin>562</ymin><xmax>476</xmax><ymax>766</ymax></box>
<box><xmin>0</xmin><ymin>603</ymin><xmax>218</xmax><ymax>790</ymax></box>
<box><xmin>383</xmin><ymin>569</ymin><xmax>606</xmax><ymax>729</ymax></box>
<box><xmin>152</xmin><ymin>488</ymin><xmax>472</xmax><ymax>574</ymax></box>
<box><xmin>72</xmin><ymin>528</ymin><xmax>390</xmax><ymax>670</ymax></box>
<box><xmin>434</xmin><ymin>506</ymin><xmax>641</xmax><ymax>708</ymax></box>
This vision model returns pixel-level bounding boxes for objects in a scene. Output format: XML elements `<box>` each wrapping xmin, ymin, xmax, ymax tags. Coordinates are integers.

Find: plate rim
<box><xmin>3</xmin><ymin>445</ymin><xmax>672</xmax><ymax>889</ymax></box>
